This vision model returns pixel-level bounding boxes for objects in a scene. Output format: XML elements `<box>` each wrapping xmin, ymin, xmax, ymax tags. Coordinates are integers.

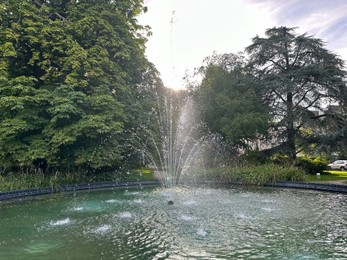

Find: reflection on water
<box><xmin>93</xmin><ymin>224</ymin><xmax>111</xmax><ymax>234</ymax></box>
<box><xmin>0</xmin><ymin>186</ymin><xmax>346</xmax><ymax>259</ymax></box>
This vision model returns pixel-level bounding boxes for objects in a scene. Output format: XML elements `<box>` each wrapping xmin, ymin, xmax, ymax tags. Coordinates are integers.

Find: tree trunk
<box><xmin>286</xmin><ymin>91</ymin><xmax>296</xmax><ymax>160</ymax></box>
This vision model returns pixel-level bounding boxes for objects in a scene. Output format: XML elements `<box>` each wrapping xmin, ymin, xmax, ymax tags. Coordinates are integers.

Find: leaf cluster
<box><xmin>0</xmin><ymin>0</ymin><xmax>160</xmax><ymax>173</ymax></box>
<box><xmin>194</xmin><ymin>27</ymin><xmax>347</xmax><ymax>161</ymax></box>
<box><xmin>195</xmin><ymin>53</ymin><xmax>270</xmax><ymax>149</ymax></box>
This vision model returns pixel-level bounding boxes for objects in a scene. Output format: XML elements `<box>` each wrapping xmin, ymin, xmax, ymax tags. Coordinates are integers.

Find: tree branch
<box><xmin>268</xmin><ymin>59</ymin><xmax>286</xmax><ymax>71</ymax></box>
<box><xmin>32</xmin><ymin>0</ymin><xmax>67</xmax><ymax>21</ymax></box>
<box><xmin>272</xmin><ymin>89</ymin><xmax>286</xmax><ymax>103</ymax></box>
<box><xmin>303</xmin><ymin>95</ymin><xmax>321</xmax><ymax>109</ymax></box>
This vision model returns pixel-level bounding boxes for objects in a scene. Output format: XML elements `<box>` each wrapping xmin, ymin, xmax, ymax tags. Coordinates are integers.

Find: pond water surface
<box><xmin>0</xmin><ymin>186</ymin><xmax>346</xmax><ymax>259</ymax></box>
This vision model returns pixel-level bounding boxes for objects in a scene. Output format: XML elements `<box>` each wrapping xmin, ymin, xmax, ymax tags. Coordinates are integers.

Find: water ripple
<box><xmin>1</xmin><ymin>186</ymin><xmax>346</xmax><ymax>259</ymax></box>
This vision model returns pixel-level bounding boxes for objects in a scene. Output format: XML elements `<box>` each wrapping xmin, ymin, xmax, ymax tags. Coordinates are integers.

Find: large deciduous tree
<box><xmin>0</xmin><ymin>0</ymin><xmax>159</xmax><ymax>172</ymax></box>
<box><xmin>246</xmin><ymin>27</ymin><xmax>346</xmax><ymax>160</ymax></box>
<box><xmin>195</xmin><ymin>53</ymin><xmax>270</xmax><ymax>149</ymax></box>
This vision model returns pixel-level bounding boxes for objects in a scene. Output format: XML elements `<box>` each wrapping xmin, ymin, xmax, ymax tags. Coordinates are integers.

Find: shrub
<box><xmin>270</xmin><ymin>154</ymin><xmax>291</xmax><ymax>165</ymax></box>
<box><xmin>242</xmin><ymin>150</ymin><xmax>269</xmax><ymax>164</ymax></box>
<box><xmin>295</xmin><ymin>155</ymin><xmax>328</xmax><ymax>174</ymax></box>
<box><xmin>0</xmin><ymin>168</ymin><xmax>155</xmax><ymax>192</ymax></box>
<box><xmin>208</xmin><ymin>163</ymin><xmax>306</xmax><ymax>185</ymax></box>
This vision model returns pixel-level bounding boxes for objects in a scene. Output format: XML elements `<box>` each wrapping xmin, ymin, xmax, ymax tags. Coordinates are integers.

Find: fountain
<box><xmin>1</xmin><ymin>2</ymin><xmax>346</xmax><ymax>258</ymax></box>
<box><xmin>0</xmin><ymin>90</ymin><xmax>346</xmax><ymax>258</ymax></box>
<box><xmin>1</xmin><ymin>85</ymin><xmax>346</xmax><ymax>260</ymax></box>
<box><xmin>136</xmin><ymin>89</ymin><xmax>214</xmax><ymax>187</ymax></box>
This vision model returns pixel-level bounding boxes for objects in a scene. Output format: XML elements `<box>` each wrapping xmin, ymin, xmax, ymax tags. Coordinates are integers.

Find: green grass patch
<box><xmin>305</xmin><ymin>170</ymin><xmax>347</xmax><ymax>184</ymax></box>
<box><xmin>327</xmin><ymin>170</ymin><xmax>347</xmax><ymax>176</ymax></box>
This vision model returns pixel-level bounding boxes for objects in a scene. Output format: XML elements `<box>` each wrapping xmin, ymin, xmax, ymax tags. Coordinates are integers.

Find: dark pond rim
<box><xmin>0</xmin><ymin>180</ymin><xmax>346</xmax><ymax>201</ymax></box>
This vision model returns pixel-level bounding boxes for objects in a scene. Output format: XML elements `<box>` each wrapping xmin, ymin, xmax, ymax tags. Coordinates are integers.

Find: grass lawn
<box><xmin>305</xmin><ymin>170</ymin><xmax>347</xmax><ymax>184</ymax></box>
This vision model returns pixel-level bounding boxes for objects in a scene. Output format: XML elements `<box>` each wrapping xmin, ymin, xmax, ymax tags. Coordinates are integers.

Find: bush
<box><xmin>295</xmin><ymin>155</ymin><xmax>328</xmax><ymax>174</ymax></box>
<box><xmin>270</xmin><ymin>154</ymin><xmax>291</xmax><ymax>165</ymax></box>
<box><xmin>0</xmin><ymin>168</ymin><xmax>155</xmax><ymax>192</ymax></box>
<box><xmin>242</xmin><ymin>150</ymin><xmax>269</xmax><ymax>164</ymax></box>
<box><xmin>208</xmin><ymin>163</ymin><xmax>306</xmax><ymax>185</ymax></box>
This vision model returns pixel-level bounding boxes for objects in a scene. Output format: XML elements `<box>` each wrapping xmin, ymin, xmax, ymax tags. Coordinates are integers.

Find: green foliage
<box><xmin>195</xmin><ymin>53</ymin><xmax>270</xmax><ymax>149</ymax></box>
<box><xmin>268</xmin><ymin>153</ymin><xmax>328</xmax><ymax>175</ymax></box>
<box><xmin>269</xmin><ymin>154</ymin><xmax>292</xmax><ymax>165</ymax></box>
<box><xmin>295</xmin><ymin>155</ymin><xmax>328</xmax><ymax>174</ymax></box>
<box><xmin>305</xmin><ymin>171</ymin><xmax>347</xmax><ymax>184</ymax></box>
<box><xmin>0</xmin><ymin>0</ymin><xmax>159</xmax><ymax>172</ymax></box>
<box><xmin>0</xmin><ymin>168</ymin><xmax>156</xmax><ymax>192</ymax></box>
<box><xmin>241</xmin><ymin>149</ymin><xmax>273</xmax><ymax>164</ymax></box>
<box><xmin>208</xmin><ymin>163</ymin><xmax>305</xmax><ymax>185</ymax></box>
<box><xmin>246</xmin><ymin>26</ymin><xmax>346</xmax><ymax>160</ymax></box>
<box><xmin>0</xmin><ymin>76</ymin><xmax>51</xmax><ymax>167</ymax></box>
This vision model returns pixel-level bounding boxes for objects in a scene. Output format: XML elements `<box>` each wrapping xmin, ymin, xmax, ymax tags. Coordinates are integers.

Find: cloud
<box><xmin>140</xmin><ymin>0</ymin><xmax>347</xmax><ymax>89</ymax></box>
<box><xmin>140</xmin><ymin>0</ymin><xmax>274</xmax><ymax>89</ymax></box>
<box><xmin>247</xmin><ymin>0</ymin><xmax>347</xmax><ymax>58</ymax></box>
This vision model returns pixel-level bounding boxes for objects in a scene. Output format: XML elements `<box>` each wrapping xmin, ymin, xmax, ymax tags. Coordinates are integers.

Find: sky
<box><xmin>139</xmin><ymin>0</ymin><xmax>347</xmax><ymax>89</ymax></box>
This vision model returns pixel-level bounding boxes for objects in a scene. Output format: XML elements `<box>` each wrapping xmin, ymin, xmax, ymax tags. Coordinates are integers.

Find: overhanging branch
<box><xmin>32</xmin><ymin>0</ymin><xmax>67</xmax><ymax>21</ymax></box>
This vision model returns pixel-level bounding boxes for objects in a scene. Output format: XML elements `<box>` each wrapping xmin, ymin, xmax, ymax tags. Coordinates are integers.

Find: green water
<box><xmin>0</xmin><ymin>186</ymin><xmax>346</xmax><ymax>259</ymax></box>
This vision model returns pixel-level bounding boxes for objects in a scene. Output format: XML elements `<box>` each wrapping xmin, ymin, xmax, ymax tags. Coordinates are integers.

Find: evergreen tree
<box><xmin>246</xmin><ymin>27</ymin><xmax>346</xmax><ymax>160</ymax></box>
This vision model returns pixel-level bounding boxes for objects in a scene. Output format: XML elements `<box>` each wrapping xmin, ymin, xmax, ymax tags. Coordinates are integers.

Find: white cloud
<box><xmin>139</xmin><ymin>0</ymin><xmax>347</xmax><ymax>89</ymax></box>
<box><xmin>249</xmin><ymin>0</ymin><xmax>347</xmax><ymax>59</ymax></box>
<box><xmin>139</xmin><ymin>0</ymin><xmax>273</xmax><ymax>89</ymax></box>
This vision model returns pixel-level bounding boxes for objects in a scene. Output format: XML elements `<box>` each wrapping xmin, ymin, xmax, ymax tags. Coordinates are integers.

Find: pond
<box><xmin>0</xmin><ymin>186</ymin><xmax>346</xmax><ymax>259</ymax></box>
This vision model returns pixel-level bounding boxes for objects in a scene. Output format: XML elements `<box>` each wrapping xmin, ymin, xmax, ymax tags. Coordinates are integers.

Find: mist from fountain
<box><xmin>138</xmin><ymin>90</ymin><xmax>212</xmax><ymax>187</ymax></box>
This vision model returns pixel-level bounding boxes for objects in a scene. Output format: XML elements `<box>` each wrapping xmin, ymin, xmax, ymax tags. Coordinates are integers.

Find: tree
<box><xmin>246</xmin><ymin>27</ymin><xmax>346</xmax><ymax>160</ymax></box>
<box><xmin>195</xmin><ymin>53</ymin><xmax>270</xmax><ymax>149</ymax></box>
<box><xmin>0</xmin><ymin>0</ymin><xmax>158</xmax><ymax>172</ymax></box>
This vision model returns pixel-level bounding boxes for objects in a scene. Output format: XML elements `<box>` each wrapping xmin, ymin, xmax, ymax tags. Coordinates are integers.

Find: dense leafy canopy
<box><xmin>245</xmin><ymin>27</ymin><xmax>346</xmax><ymax>159</ymax></box>
<box><xmin>1</xmin><ymin>6</ymin><xmax>347</xmax><ymax>178</ymax></box>
<box><xmin>191</xmin><ymin>27</ymin><xmax>347</xmax><ymax>160</ymax></box>
<box><xmin>195</xmin><ymin>53</ymin><xmax>270</xmax><ymax>149</ymax></box>
<box><xmin>0</xmin><ymin>0</ymin><xmax>162</xmax><ymax>172</ymax></box>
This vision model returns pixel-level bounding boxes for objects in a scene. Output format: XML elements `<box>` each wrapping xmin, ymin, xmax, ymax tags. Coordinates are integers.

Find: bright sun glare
<box><xmin>139</xmin><ymin>0</ymin><xmax>274</xmax><ymax>90</ymax></box>
<box><xmin>139</xmin><ymin>0</ymin><xmax>347</xmax><ymax>90</ymax></box>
